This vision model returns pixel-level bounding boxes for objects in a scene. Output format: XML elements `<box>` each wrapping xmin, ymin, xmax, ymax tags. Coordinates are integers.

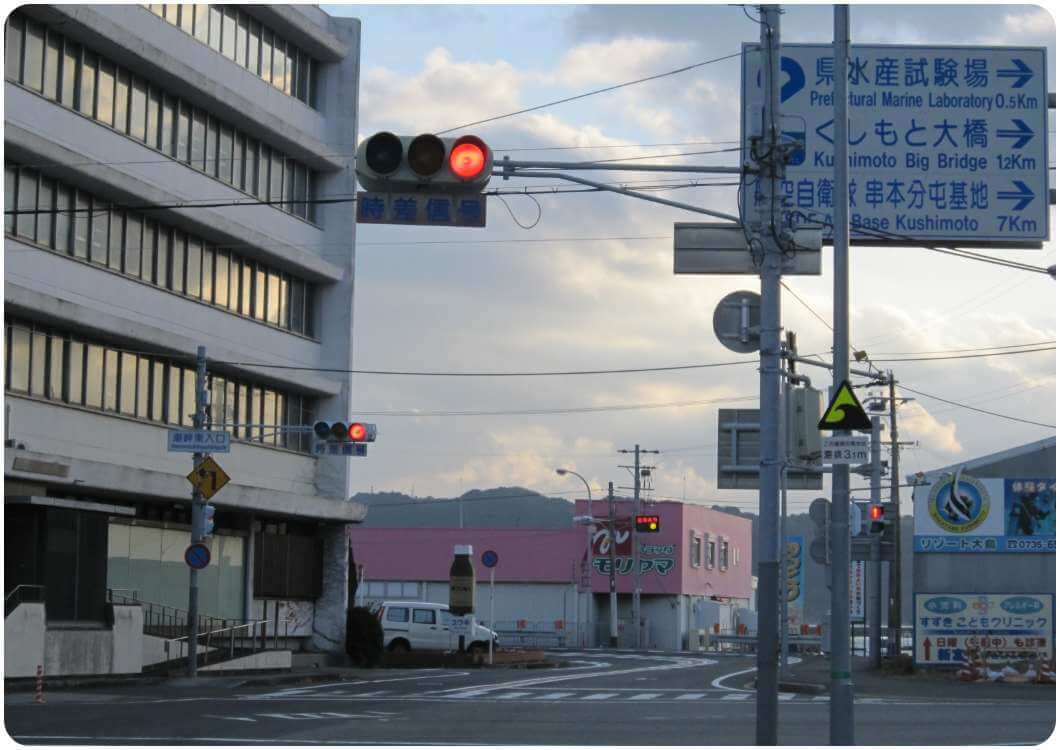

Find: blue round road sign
<box><xmin>185</xmin><ymin>542</ymin><xmax>211</xmax><ymax>570</ymax></box>
<box><xmin>481</xmin><ymin>549</ymin><xmax>499</xmax><ymax>568</ymax></box>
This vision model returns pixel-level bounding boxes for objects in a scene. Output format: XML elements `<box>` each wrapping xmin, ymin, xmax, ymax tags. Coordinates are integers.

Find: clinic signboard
<box><xmin>915</xmin><ymin>593</ymin><xmax>1053</xmax><ymax>666</ymax></box>
<box><xmin>741</xmin><ymin>44</ymin><xmax>1049</xmax><ymax>245</ymax></box>
<box><xmin>914</xmin><ymin>472</ymin><xmax>1056</xmax><ymax>553</ymax></box>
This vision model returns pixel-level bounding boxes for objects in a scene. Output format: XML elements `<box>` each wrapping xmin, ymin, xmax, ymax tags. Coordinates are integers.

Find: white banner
<box><xmin>850</xmin><ymin>561</ymin><xmax>865</xmax><ymax>621</ymax></box>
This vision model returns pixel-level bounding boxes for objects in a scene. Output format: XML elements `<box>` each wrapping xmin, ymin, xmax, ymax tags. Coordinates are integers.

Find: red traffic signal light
<box><xmin>449</xmin><ymin>136</ymin><xmax>488</xmax><ymax>181</ymax></box>
<box><xmin>635</xmin><ymin>514</ymin><xmax>660</xmax><ymax>533</ymax></box>
<box><xmin>312</xmin><ymin>421</ymin><xmax>377</xmax><ymax>443</ymax></box>
<box><xmin>869</xmin><ymin>505</ymin><xmax>885</xmax><ymax>521</ymax></box>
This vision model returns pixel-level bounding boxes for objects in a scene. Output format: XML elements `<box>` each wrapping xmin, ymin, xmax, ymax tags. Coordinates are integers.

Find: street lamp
<box><xmin>557</xmin><ymin>468</ymin><xmax>596</xmax><ymax>648</ymax></box>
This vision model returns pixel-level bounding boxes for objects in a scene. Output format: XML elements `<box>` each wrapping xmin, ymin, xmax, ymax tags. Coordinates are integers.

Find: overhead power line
<box><xmin>898</xmin><ymin>383</ymin><xmax>1055</xmax><ymax>430</ymax></box>
<box><xmin>870</xmin><ymin>346</ymin><xmax>1054</xmax><ymax>363</ymax></box>
<box><xmin>348</xmin><ymin>395</ymin><xmax>758</xmax><ymax>418</ymax></box>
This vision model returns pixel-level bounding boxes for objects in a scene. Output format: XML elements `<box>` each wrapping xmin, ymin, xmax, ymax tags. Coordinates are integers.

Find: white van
<box><xmin>373</xmin><ymin>601</ymin><xmax>498</xmax><ymax>655</ymax></box>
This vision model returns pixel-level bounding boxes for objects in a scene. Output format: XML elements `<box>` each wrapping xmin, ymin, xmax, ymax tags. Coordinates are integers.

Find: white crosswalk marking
<box><xmin>722</xmin><ymin>693</ymin><xmax>752</xmax><ymax>701</ymax></box>
<box><xmin>778</xmin><ymin>693</ymin><xmax>796</xmax><ymax>701</ymax></box>
<box><xmin>352</xmin><ymin>690</ymin><xmax>390</xmax><ymax>697</ymax></box>
<box><xmin>583</xmin><ymin>693</ymin><xmax>619</xmax><ymax>700</ymax></box>
<box><xmin>812</xmin><ymin>696</ymin><xmax>830</xmax><ymax>702</ymax></box>
<box><xmin>627</xmin><ymin>693</ymin><xmax>663</xmax><ymax>700</ymax></box>
<box><xmin>535</xmin><ymin>692</ymin><xmax>576</xmax><ymax>700</ymax></box>
<box><xmin>494</xmin><ymin>692</ymin><xmax>534</xmax><ymax>700</ymax></box>
<box><xmin>675</xmin><ymin>693</ymin><xmax>707</xmax><ymax>700</ymax></box>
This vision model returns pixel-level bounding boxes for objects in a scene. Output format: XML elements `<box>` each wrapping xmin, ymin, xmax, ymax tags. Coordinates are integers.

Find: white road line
<box><xmin>627</xmin><ymin>693</ymin><xmax>663</xmax><ymax>700</ymax></box>
<box><xmin>494</xmin><ymin>692</ymin><xmax>534</xmax><ymax>700</ymax></box>
<box><xmin>583</xmin><ymin>693</ymin><xmax>619</xmax><ymax>700</ymax></box>
<box><xmin>778</xmin><ymin>693</ymin><xmax>796</xmax><ymax>701</ymax></box>
<box><xmin>675</xmin><ymin>693</ymin><xmax>707</xmax><ymax>700</ymax></box>
<box><xmin>812</xmin><ymin>695</ymin><xmax>830</xmax><ymax>702</ymax></box>
<box><xmin>11</xmin><ymin>737</ymin><xmax>490</xmax><ymax>745</ymax></box>
<box><xmin>350</xmin><ymin>690</ymin><xmax>391</xmax><ymax>697</ymax></box>
<box><xmin>721</xmin><ymin>693</ymin><xmax>751</xmax><ymax>701</ymax></box>
<box><xmin>535</xmin><ymin>692</ymin><xmax>576</xmax><ymax>700</ymax></box>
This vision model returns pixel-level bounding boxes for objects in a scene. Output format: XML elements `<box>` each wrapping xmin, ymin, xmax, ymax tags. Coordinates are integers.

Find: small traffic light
<box><xmin>312</xmin><ymin>421</ymin><xmax>377</xmax><ymax>443</ymax></box>
<box><xmin>868</xmin><ymin>504</ymin><xmax>889</xmax><ymax>535</ymax></box>
<box><xmin>635</xmin><ymin>514</ymin><xmax>660</xmax><ymax>533</ymax></box>
<box><xmin>202</xmin><ymin>504</ymin><xmax>216</xmax><ymax>538</ymax></box>
<box><xmin>356</xmin><ymin>132</ymin><xmax>493</xmax><ymax>193</ymax></box>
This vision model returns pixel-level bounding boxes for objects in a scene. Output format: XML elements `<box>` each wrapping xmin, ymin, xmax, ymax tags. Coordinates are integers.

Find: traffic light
<box><xmin>868</xmin><ymin>504</ymin><xmax>889</xmax><ymax>535</ymax></box>
<box><xmin>356</xmin><ymin>132</ymin><xmax>493</xmax><ymax>193</ymax></box>
<box><xmin>202</xmin><ymin>504</ymin><xmax>216</xmax><ymax>538</ymax></box>
<box><xmin>635</xmin><ymin>514</ymin><xmax>660</xmax><ymax>533</ymax></box>
<box><xmin>809</xmin><ymin>496</ymin><xmax>831</xmax><ymax>565</ymax></box>
<box><xmin>313</xmin><ymin>421</ymin><xmax>378</xmax><ymax>443</ymax></box>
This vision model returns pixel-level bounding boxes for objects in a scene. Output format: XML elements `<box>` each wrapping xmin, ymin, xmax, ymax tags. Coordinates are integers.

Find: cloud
<box><xmin>549</xmin><ymin>38</ymin><xmax>695</xmax><ymax>89</ymax></box>
<box><xmin>898</xmin><ymin>402</ymin><xmax>963</xmax><ymax>456</ymax></box>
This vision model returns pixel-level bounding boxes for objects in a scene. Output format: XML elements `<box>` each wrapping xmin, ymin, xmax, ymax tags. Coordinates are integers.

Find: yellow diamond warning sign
<box><xmin>817</xmin><ymin>379</ymin><xmax>872</xmax><ymax>431</ymax></box>
<box><xmin>186</xmin><ymin>456</ymin><xmax>231</xmax><ymax>500</ymax></box>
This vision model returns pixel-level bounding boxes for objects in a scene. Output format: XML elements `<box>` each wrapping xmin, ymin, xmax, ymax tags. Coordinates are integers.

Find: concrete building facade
<box><xmin>4</xmin><ymin>5</ymin><xmax>365</xmax><ymax>672</ymax></box>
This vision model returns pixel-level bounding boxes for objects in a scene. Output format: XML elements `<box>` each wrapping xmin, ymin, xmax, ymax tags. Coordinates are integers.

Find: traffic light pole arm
<box><xmin>498</xmin><ymin>158</ymin><xmax>745</xmax><ymax>175</ymax></box>
<box><xmin>786</xmin><ymin>353</ymin><xmax>886</xmax><ymax>382</ymax></box>
<box><xmin>494</xmin><ymin>169</ymin><xmax>741</xmax><ymax>223</ymax></box>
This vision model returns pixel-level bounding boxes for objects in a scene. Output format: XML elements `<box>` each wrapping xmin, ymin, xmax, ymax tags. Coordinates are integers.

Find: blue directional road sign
<box><xmin>741</xmin><ymin>45</ymin><xmax>1048</xmax><ymax>245</ymax></box>
<box><xmin>184</xmin><ymin>542</ymin><xmax>211</xmax><ymax>570</ymax></box>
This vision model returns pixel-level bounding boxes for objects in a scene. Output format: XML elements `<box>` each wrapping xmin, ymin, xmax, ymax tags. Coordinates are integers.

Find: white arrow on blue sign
<box><xmin>741</xmin><ymin>44</ymin><xmax>1049</xmax><ymax>246</ymax></box>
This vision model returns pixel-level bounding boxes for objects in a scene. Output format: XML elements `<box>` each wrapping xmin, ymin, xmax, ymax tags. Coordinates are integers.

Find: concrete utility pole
<box><xmin>829</xmin><ymin>5</ymin><xmax>856</xmax><ymax>744</ymax></box>
<box><xmin>186</xmin><ymin>345</ymin><xmax>207</xmax><ymax>677</ymax></box>
<box><xmin>607</xmin><ymin>481</ymin><xmax>618</xmax><ymax>648</ymax></box>
<box><xmin>870</xmin><ymin>416</ymin><xmax>882</xmax><ymax>668</ymax></box>
<box><xmin>619</xmin><ymin>445</ymin><xmax>658</xmax><ymax>649</ymax></box>
<box><xmin>887</xmin><ymin>373</ymin><xmax>902</xmax><ymax>658</ymax></box>
<box><xmin>779</xmin><ymin>331</ymin><xmax>798</xmax><ymax>679</ymax></box>
<box><xmin>753</xmin><ymin>5</ymin><xmax>783</xmax><ymax>745</ymax></box>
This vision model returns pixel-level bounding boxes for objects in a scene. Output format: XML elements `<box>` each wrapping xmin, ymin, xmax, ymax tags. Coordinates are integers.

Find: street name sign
<box><xmin>674</xmin><ymin>223</ymin><xmax>822</xmax><ymax>275</ymax></box>
<box><xmin>186</xmin><ymin>456</ymin><xmax>231</xmax><ymax>500</ymax></box>
<box><xmin>313</xmin><ymin>442</ymin><xmax>368</xmax><ymax>457</ymax></box>
<box><xmin>356</xmin><ymin>191</ymin><xmax>487</xmax><ymax>227</ymax></box>
<box><xmin>742</xmin><ymin>44</ymin><xmax>1048</xmax><ymax>245</ymax></box>
<box><xmin>822</xmin><ymin>435</ymin><xmax>870</xmax><ymax>465</ymax></box>
<box><xmin>167</xmin><ymin>429</ymin><xmax>231</xmax><ymax>453</ymax></box>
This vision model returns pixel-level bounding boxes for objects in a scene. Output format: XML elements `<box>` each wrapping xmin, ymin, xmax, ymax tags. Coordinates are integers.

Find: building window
<box><xmin>5</xmin><ymin>319</ymin><xmax>315</xmax><ymax>453</ymax></box>
<box><xmin>719</xmin><ymin>538</ymin><xmax>729</xmax><ymax>571</ymax></box>
<box><xmin>690</xmin><ymin>531</ymin><xmax>701</xmax><ymax>568</ymax></box>
<box><xmin>706</xmin><ymin>535</ymin><xmax>716</xmax><ymax>569</ymax></box>
<box><xmin>147</xmin><ymin>4</ymin><xmax>318</xmax><ymax>108</ymax></box>
<box><xmin>5</xmin><ymin>12</ymin><xmax>319</xmax><ymax>223</ymax></box>
<box><xmin>5</xmin><ymin>166</ymin><xmax>317</xmax><ymax>337</ymax></box>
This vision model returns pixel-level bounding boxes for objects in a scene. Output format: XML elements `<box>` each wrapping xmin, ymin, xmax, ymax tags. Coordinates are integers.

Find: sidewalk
<box><xmin>782</xmin><ymin>655</ymin><xmax>1056</xmax><ymax>701</ymax></box>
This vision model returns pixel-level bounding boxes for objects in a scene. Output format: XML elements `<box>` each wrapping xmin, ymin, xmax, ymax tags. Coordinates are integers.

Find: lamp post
<box><xmin>557</xmin><ymin>468</ymin><xmax>595</xmax><ymax>648</ymax></box>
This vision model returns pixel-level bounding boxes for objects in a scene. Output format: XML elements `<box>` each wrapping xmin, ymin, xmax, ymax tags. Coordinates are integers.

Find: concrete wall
<box><xmin>4</xmin><ymin>602</ymin><xmax>46</xmax><ymax>678</ymax></box>
<box><xmin>42</xmin><ymin>604</ymin><xmax>143</xmax><ymax>676</ymax></box>
<box><xmin>200</xmin><ymin>648</ymin><xmax>292</xmax><ymax>671</ymax></box>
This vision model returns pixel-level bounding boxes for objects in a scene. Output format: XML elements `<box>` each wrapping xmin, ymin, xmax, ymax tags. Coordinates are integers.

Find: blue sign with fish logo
<box><xmin>927</xmin><ymin>470</ymin><xmax>991</xmax><ymax>534</ymax></box>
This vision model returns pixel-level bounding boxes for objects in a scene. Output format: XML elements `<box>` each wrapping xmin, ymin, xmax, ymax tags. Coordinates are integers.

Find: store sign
<box><xmin>785</xmin><ymin>535</ymin><xmax>805</xmax><ymax>627</ymax></box>
<box><xmin>915</xmin><ymin>593</ymin><xmax>1054</xmax><ymax>665</ymax></box>
<box><xmin>914</xmin><ymin>472</ymin><xmax>1056</xmax><ymax>553</ymax></box>
<box><xmin>590</xmin><ymin>524</ymin><xmax>676</xmax><ymax>575</ymax></box>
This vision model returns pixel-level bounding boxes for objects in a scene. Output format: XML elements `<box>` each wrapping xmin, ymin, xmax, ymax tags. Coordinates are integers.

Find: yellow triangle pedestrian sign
<box><xmin>817</xmin><ymin>379</ymin><xmax>872</xmax><ymax>431</ymax></box>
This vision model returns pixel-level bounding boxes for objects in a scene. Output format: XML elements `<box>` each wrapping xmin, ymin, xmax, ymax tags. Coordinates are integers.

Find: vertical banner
<box><xmin>850</xmin><ymin>561</ymin><xmax>866</xmax><ymax>621</ymax></box>
<box><xmin>784</xmin><ymin>535</ymin><xmax>805</xmax><ymax>626</ymax></box>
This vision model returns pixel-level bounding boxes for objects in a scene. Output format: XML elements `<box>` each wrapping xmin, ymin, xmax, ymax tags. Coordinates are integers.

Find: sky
<box><xmin>321</xmin><ymin>2</ymin><xmax>1057</xmax><ymax>516</ymax></box>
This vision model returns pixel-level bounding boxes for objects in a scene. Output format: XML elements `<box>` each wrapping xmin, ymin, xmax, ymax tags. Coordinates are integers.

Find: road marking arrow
<box><xmin>997</xmin><ymin>180</ymin><xmax>1035</xmax><ymax>211</ymax></box>
<box><xmin>996</xmin><ymin>119</ymin><xmax>1034</xmax><ymax>149</ymax></box>
<box><xmin>997</xmin><ymin>58</ymin><xmax>1033</xmax><ymax>88</ymax></box>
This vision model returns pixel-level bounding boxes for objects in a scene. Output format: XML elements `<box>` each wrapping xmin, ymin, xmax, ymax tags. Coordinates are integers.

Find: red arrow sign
<box><xmin>922</xmin><ymin>637</ymin><xmax>932</xmax><ymax>662</ymax></box>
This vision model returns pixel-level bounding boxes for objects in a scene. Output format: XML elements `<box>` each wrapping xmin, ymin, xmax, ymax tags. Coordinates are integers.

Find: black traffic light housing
<box><xmin>313</xmin><ymin>421</ymin><xmax>378</xmax><ymax>443</ymax></box>
<box><xmin>868</xmin><ymin>504</ymin><xmax>890</xmax><ymax>535</ymax></box>
<box><xmin>635</xmin><ymin>514</ymin><xmax>660</xmax><ymax>533</ymax></box>
<box><xmin>356</xmin><ymin>132</ymin><xmax>493</xmax><ymax>193</ymax></box>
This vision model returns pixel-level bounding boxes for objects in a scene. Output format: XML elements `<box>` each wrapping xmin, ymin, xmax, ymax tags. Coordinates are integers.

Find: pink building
<box><xmin>348</xmin><ymin>500</ymin><xmax>753</xmax><ymax>650</ymax></box>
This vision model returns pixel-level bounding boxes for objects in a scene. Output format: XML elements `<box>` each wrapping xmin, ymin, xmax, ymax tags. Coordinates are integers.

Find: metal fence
<box><xmin>493</xmin><ymin>619</ymin><xmax>577</xmax><ymax>649</ymax></box>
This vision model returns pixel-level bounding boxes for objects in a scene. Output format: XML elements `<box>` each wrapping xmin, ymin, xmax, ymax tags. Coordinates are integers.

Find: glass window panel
<box><xmin>306</xmin><ymin>172</ymin><xmax>316</xmax><ymax>223</ymax></box>
<box><xmin>96</xmin><ymin>60</ymin><xmax>115</xmax><ymax>126</ymax></box>
<box><xmin>79</xmin><ymin>50</ymin><xmax>97</xmax><ymax>117</ymax></box>
<box><xmin>205</xmin><ymin>117</ymin><xmax>218</xmax><ymax>177</ymax></box>
<box><xmin>306</xmin><ymin>58</ymin><xmax>315</xmax><ymax>109</ymax></box>
<box><xmin>201</xmin><ymin>246</ymin><xmax>214</xmax><ymax>303</ymax></box>
<box><xmin>5</xmin><ymin>14</ymin><xmax>23</xmax><ymax>82</ymax></box>
<box><xmin>89</xmin><ymin>200</ymin><xmax>108</xmax><ymax>264</ymax></box>
<box><xmin>37</xmin><ymin>177</ymin><xmax>54</xmax><ymax>248</ymax></box>
<box><xmin>136</xmin><ymin>356</ymin><xmax>149</xmax><ymax>418</ymax></box>
<box><xmin>275</xmin><ymin>393</ymin><xmax>286</xmax><ymax>447</ymax></box>
<box><xmin>256</xmin><ymin>144</ymin><xmax>269</xmax><ymax>200</ymax></box>
<box><xmin>149</xmin><ymin>4</ymin><xmax>164</xmax><ymax>16</ymax></box>
<box><xmin>130</xmin><ymin>76</ymin><xmax>147</xmax><ymax>141</ymax></box>
<box><xmin>85</xmin><ymin>344</ymin><xmax>103</xmax><ymax>408</ymax></box>
<box><xmin>73</xmin><ymin>192</ymin><xmax>90</xmax><ymax>259</ymax></box>
<box><xmin>225</xmin><ymin>380</ymin><xmax>236</xmax><ymax>432</ymax></box>
<box><xmin>23</xmin><ymin>18</ymin><xmax>44</xmax><ymax>91</ymax></box>
<box><xmin>155</xmin><ymin>227</ymin><xmax>170</xmax><ymax>287</ymax></box>
<box><xmin>125</xmin><ymin>214</ymin><xmax>142</xmax><ymax>277</ymax></box>
<box><xmin>67</xmin><ymin>340</ymin><xmax>84</xmax><ymax>404</ymax></box>
<box><xmin>191</xmin><ymin>109</ymin><xmax>206</xmax><ymax>170</ymax></box>
<box><xmin>284</xmin><ymin>44</ymin><xmax>294</xmax><ymax>95</ymax></box>
<box><xmin>30</xmin><ymin>331</ymin><xmax>47</xmax><ymax>396</ymax></box>
<box><xmin>47</xmin><ymin>336</ymin><xmax>64</xmax><ymax>401</ymax></box>
<box><xmin>43</xmin><ymin>31</ymin><xmax>60</xmax><ymax>100</ymax></box>
<box><xmin>296</xmin><ymin>50</ymin><xmax>309</xmax><ymax>104</ymax></box>
<box><xmin>227</xmin><ymin>256</ymin><xmax>240</xmax><ymax>311</ymax></box>
<box><xmin>279</xmin><ymin>275</ymin><xmax>289</xmax><ymax>329</ymax></box>
<box><xmin>285</xmin><ymin>395</ymin><xmax>300</xmax><ymax>449</ymax></box>
<box><xmin>303</xmin><ymin>285</ymin><xmax>314</xmax><ymax>337</ymax></box>
<box><xmin>141</xmin><ymin>220</ymin><xmax>156</xmax><ymax>282</ymax></box>
<box><xmin>114</xmin><ymin>68</ymin><xmax>130</xmax><ymax>134</ymax></box>
<box><xmin>235</xmin><ymin>13</ymin><xmax>247</xmax><ymax>68</ymax></box>
<box><xmin>164</xmin><ymin>5</ymin><xmax>179</xmax><ymax>24</ymax></box>
<box><xmin>120</xmin><ymin>352</ymin><xmax>137</xmax><ymax>415</ymax></box>
<box><xmin>176</xmin><ymin>101</ymin><xmax>190</xmax><ymax>162</ymax></box>
<box><xmin>60</xmin><ymin>40</ymin><xmax>77</xmax><ymax>109</ymax></box>
<box><xmin>293</xmin><ymin>164</ymin><xmax>307</xmax><ymax>219</ymax></box>
<box><xmin>241</xmin><ymin>262</ymin><xmax>252</xmax><ymax>315</ymax></box>
<box><xmin>103</xmin><ymin>349</ymin><xmax>119</xmax><ymax>411</ymax></box>
<box><xmin>263</xmin><ymin>390</ymin><xmax>276</xmax><ymax>445</ymax></box>
<box><xmin>284</xmin><ymin>161</ymin><xmax>295</xmax><ymax>213</ymax></box>
<box><xmin>182</xmin><ymin>369</ymin><xmax>195</xmax><ymax>427</ymax></box>
<box><xmin>147</xmin><ymin>87</ymin><xmax>161</xmax><ymax>149</ymax></box>
<box><xmin>193</xmin><ymin>5</ymin><xmax>209</xmax><ymax>44</ymax></box>
<box><xmin>222</xmin><ymin>7</ymin><xmax>236</xmax><ymax>59</ymax></box>
<box><xmin>210</xmin><ymin>375</ymin><xmax>225</xmax><ymax>428</ymax></box>
<box><xmin>249</xmin><ymin>386</ymin><xmax>261</xmax><ymax>441</ymax></box>
<box><xmin>185</xmin><ymin>237</ymin><xmax>202</xmax><ymax>298</ymax></box>
<box><xmin>290</xmin><ymin>278</ymin><xmax>305</xmax><ymax>334</ymax></box>
<box><xmin>218</xmin><ymin>125</ymin><xmax>233</xmax><ymax>184</ymax></box>
<box><xmin>254</xmin><ymin>267</ymin><xmax>266</xmax><ymax>320</ymax></box>
<box><xmin>214</xmin><ymin>250</ymin><xmax>229</xmax><ymax>308</ymax></box>
<box><xmin>272</xmin><ymin>37</ymin><xmax>285</xmax><ymax>90</ymax></box>
<box><xmin>270</xmin><ymin>151</ymin><xmax>283</xmax><ymax>203</ymax></box>
<box><xmin>4</xmin><ymin>165</ymin><xmax>15</xmax><ymax>233</ymax></box>
<box><xmin>7</xmin><ymin>327</ymin><xmax>30</xmax><ymax>392</ymax></box>
<box><xmin>151</xmin><ymin>360</ymin><xmax>164</xmax><ymax>421</ymax></box>
<box><xmin>208</xmin><ymin>6</ymin><xmax>222</xmax><ymax>51</ymax></box>
<box><xmin>54</xmin><ymin>185</ymin><xmax>71</xmax><ymax>253</ymax></box>
<box><xmin>247</xmin><ymin>18</ymin><xmax>260</xmax><ymax>76</ymax></box>
<box><xmin>170</xmin><ymin>230</ymin><xmax>186</xmax><ymax>293</ymax></box>
<box><xmin>16</xmin><ymin>168</ymin><xmax>37</xmax><ymax>240</ymax></box>
<box><xmin>167</xmin><ymin>364</ymin><xmax>181</xmax><ymax>424</ymax></box>
<box><xmin>266</xmin><ymin>270</ymin><xmax>280</xmax><ymax>325</ymax></box>
<box><xmin>260</xmin><ymin>27</ymin><xmax>272</xmax><ymax>84</ymax></box>
<box><xmin>178</xmin><ymin>4</ymin><xmax>194</xmax><ymax>35</ymax></box>
<box><xmin>108</xmin><ymin>210</ymin><xmax>123</xmax><ymax>270</ymax></box>
<box><xmin>232</xmin><ymin>132</ymin><xmax>244</xmax><ymax>189</ymax></box>
<box><xmin>248</xmin><ymin>139</ymin><xmax>261</xmax><ymax>198</ymax></box>
<box><xmin>161</xmin><ymin>95</ymin><xmax>176</xmax><ymax>157</ymax></box>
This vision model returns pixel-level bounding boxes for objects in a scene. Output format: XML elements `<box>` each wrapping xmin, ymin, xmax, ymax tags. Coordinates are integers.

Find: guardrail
<box><xmin>494</xmin><ymin>619</ymin><xmax>576</xmax><ymax>649</ymax></box>
<box><xmin>163</xmin><ymin>618</ymin><xmax>291</xmax><ymax>667</ymax></box>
